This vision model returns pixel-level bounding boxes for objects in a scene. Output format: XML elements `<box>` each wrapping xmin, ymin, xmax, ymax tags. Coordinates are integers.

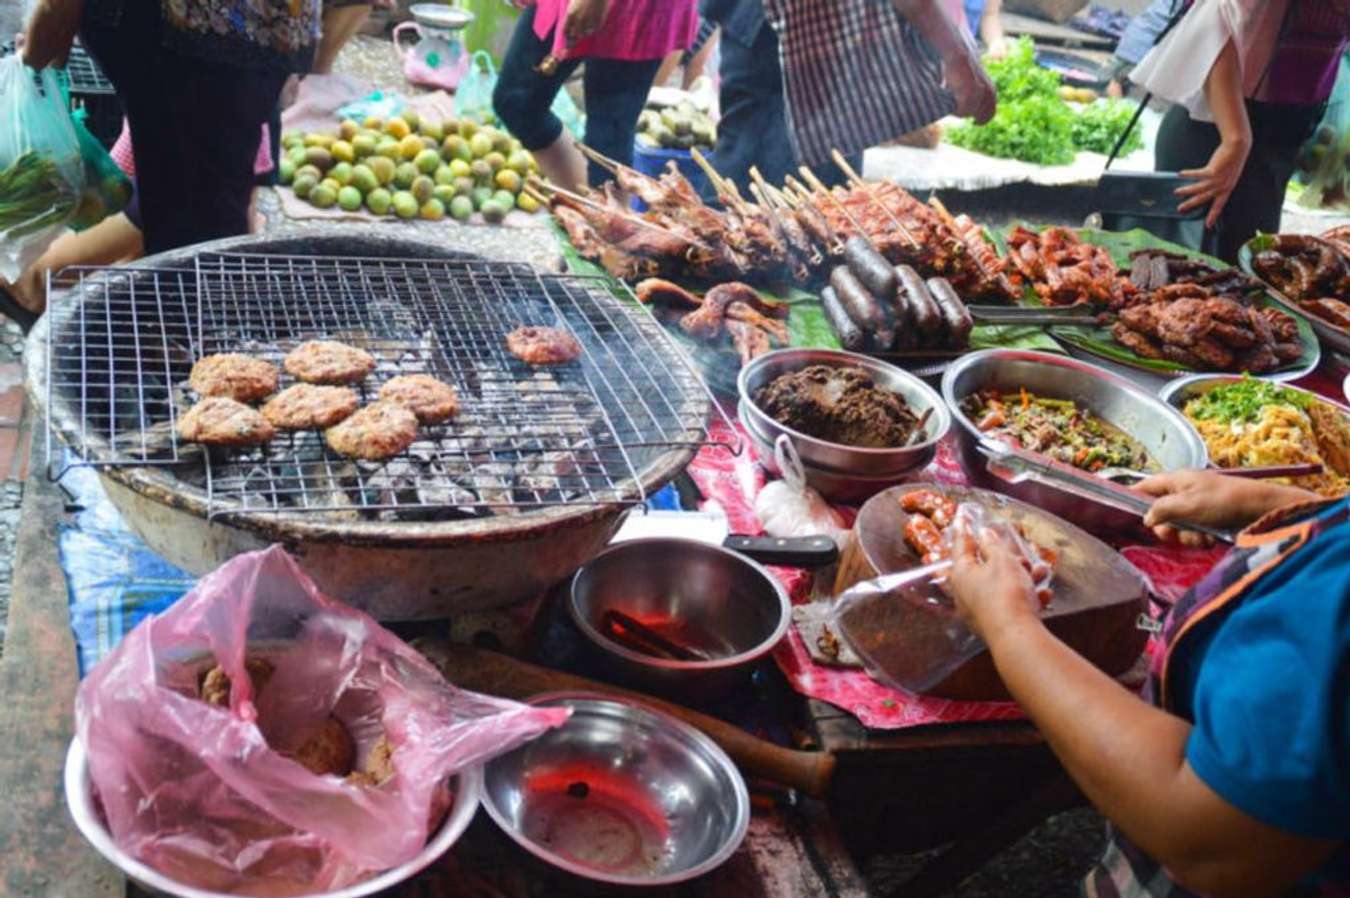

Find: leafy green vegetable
<box><xmin>1183</xmin><ymin>376</ymin><xmax>1312</xmax><ymax>424</ymax></box>
<box><xmin>0</xmin><ymin>150</ymin><xmax>78</xmax><ymax>236</ymax></box>
<box><xmin>945</xmin><ymin>38</ymin><xmax>1148</xmax><ymax>164</ymax></box>
<box><xmin>1069</xmin><ymin>100</ymin><xmax>1144</xmax><ymax>155</ymax></box>
<box><xmin>947</xmin><ymin>93</ymin><xmax>1077</xmax><ymax>165</ymax></box>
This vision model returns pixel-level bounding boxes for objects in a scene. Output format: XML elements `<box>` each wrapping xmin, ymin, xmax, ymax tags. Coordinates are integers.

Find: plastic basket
<box><xmin>631</xmin><ymin>141</ymin><xmax>712</xmax><ymax>211</ymax></box>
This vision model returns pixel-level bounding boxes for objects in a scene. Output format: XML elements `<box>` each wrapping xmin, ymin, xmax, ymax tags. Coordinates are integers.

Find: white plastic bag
<box><xmin>755</xmin><ymin>435</ymin><xmax>849</xmax><ymax>548</ymax></box>
<box><xmin>0</xmin><ymin>56</ymin><xmax>84</xmax><ymax>282</ymax></box>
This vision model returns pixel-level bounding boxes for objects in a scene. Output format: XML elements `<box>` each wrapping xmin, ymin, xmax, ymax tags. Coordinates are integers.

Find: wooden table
<box><xmin>0</xmin><ymin>431</ymin><xmax>1080</xmax><ymax>898</ymax></box>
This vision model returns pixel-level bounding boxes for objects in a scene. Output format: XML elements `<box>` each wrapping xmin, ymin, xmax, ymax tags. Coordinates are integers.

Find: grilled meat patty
<box><xmin>324</xmin><ymin>401</ymin><xmax>418</xmax><ymax>460</ymax></box>
<box><xmin>261</xmin><ymin>384</ymin><xmax>360</xmax><ymax>430</ymax></box>
<box><xmin>505</xmin><ymin>325</ymin><xmax>583</xmax><ymax>366</ymax></box>
<box><xmin>378</xmin><ymin>374</ymin><xmax>460</xmax><ymax>424</ymax></box>
<box><xmin>284</xmin><ymin>340</ymin><xmax>377</xmax><ymax>385</ymax></box>
<box><xmin>177</xmin><ymin>397</ymin><xmax>275</xmax><ymax>447</ymax></box>
<box><xmin>189</xmin><ymin>353</ymin><xmax>279</xmax><ymax>403</ymax></box>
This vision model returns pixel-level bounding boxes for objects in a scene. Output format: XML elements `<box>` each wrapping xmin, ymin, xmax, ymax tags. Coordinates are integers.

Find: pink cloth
<box><xmin>108</xmin><ymin>117</ymin><xmax>273</xmax><ymax>180</ymax></box>
<box><xmin>533</xmin><ymin>0</ymin><xmax>698</xmax><ymax>61</ymax></box>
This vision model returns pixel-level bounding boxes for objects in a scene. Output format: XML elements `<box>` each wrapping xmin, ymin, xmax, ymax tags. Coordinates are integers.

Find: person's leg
<box><xmin>709</xmin><ymin>23</ymin><xmax>793</xmax><ymax>200</ymax></box>
<box><xmin>312</xmin><ymin>2</ymin><xmax>371</xmax><ymax>75</ymax></box>
<box><xmin>124</xmin><ymin>55</ymin><xmax>287</xmax><ymax>253</ymax></box>
<box><xmin>682</xmin><ymin>26</ymin><xmax>719</xmax><ymax>90</ymax></box>
<box><xmin>492</xmin><ymin>5</ymin><xmax>585</xmax><ymax>189</ymax></box>
<box><xmin>579</xmin><ymin>56</ymin><xmax>663</xmax><ymax>186</ymax></box>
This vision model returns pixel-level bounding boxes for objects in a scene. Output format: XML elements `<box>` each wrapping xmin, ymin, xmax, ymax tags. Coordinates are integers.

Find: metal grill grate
<box><xmin>48</xmin><ymin>252</ymin><xmax>732</xmax><ymax>520</ymax></box>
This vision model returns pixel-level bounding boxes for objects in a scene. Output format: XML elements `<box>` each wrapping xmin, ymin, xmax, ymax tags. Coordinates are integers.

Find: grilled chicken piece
<box><xmin>725</xmin><ymin>320</ymin><xmax>771</xmax><ymax>364</ymax></box>
<box><xmin>635</xmin><ymin>278</ymin><xmax>702</xmax><ymax>308</ymax></box>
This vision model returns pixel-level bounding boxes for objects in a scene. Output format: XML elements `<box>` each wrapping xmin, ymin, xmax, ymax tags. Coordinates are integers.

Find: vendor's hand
<box><xmin>563</xmin><ymin>0</ymin><xmax>611</xmax><ymax>44</ymax></box>
<box><xmin>944</xmin><ymin>53</ymin><xmax>997</xmax><ymax>124</ymax></box>
<box><xmin>1175</xmin><ymin>137</ymin><xmax>1250</xmax><ymax>229</ymax></box>
<box><xmin>1136</xmin><ymin>469</ymin><xmax>1316</xmax><ymax>546</ymax></box>
<box><xmin>984</xmin><ymin>35</ymin><xmax>1010</xmax><ymax>60</ymax></box>
<box><xmin>946</xmin><ymin>521</ymin><xmax>1040</xmax><ymax>642</ymax></box>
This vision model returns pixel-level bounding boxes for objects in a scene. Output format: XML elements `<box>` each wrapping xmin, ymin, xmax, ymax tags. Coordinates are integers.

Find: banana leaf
<box><xmin>1019</xmin><ymin>227</ymin><xmax>1320</xmax><ymax>377</ymax></box>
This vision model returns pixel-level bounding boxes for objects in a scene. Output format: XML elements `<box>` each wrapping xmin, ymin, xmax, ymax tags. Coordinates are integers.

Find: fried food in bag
<box><xmin>75</xmin><ymin>545</ymin><xmax>569</xmax><ymax>895</ymax></box>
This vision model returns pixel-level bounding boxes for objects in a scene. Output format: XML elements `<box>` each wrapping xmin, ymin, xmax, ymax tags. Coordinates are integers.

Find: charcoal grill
<box><xmin>30</xmin><ymin>229</ymin><xmax>729</xmax><ymax>618</ymax></box>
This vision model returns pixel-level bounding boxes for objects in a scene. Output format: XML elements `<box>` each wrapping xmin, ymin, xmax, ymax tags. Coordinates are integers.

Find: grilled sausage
<box><xmin>820</xmin><ymin>285</ymin><xmax>866</xmax><ymax>351</ymax></box>
<box><xmin>830</xmin><ymin>265</ymin><xmax>895</xmax><ymax>350</ymax></box>
<box><xmin>926</xmin><ymin>277</ymin><xmax>973</xmax><ymax>348</ymax></box>
<box><xmin>844</xmin><ymin>235</ymin><xmax>897</xmax><ymax>300</ymax></box>
<box><xmin>895</xmin><ymin>264</ymin><xmax>941</xmax><ymax>341</ymax></box>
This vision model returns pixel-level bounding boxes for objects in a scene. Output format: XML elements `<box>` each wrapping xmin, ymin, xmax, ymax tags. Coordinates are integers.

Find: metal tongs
<box><xmin>979</xmin><ymin>440</ymin><xmax>1236</xmax><ymax>543</ymax></box>
<box><xmin>966</xmin><ymin>304</ymin><xmax>1110</xmax><ymax>328</ymax></box>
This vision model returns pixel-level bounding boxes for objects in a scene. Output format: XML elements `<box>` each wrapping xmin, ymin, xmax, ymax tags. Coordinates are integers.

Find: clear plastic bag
<box><xmin>75</xmin><ymin>545</ymin><xmax>569</xmax><ymax>895</ymax></box>
<box><xmin>69</xmin><ymin>107</ymin><xmax>131</xmax><ymax>230</ymax></box>
<box><xmin>335</xmin><ymin>89</ymin><xmax>408</xmax><ymax>125</ymax></box>
<box><xmin>827</xmin><ymin>502</ymin><xmax>1051</xmax><ymax>694</ymax></box>
<box><xmin>0</xmin><ymin>56</ymin><xmax>84</xmax><ymax>282</ymax></box>
<box><xmin>755</xmin><ymin>435</ymin><xmax>849</xmax><ymax>548</ymax></box>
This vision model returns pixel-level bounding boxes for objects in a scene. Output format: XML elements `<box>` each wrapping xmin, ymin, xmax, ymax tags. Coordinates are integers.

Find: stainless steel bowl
<box><xmin>737</xmin><ymin>348</ymin><xmax>950</xmax><ymax>476</ymax></box>
<box><xmin>1160</xmin><ymin>373</ymin><xmax>1350</xmax><ymax>418</ymax></box>
<box><xmin>64</xmin><ymin>738</ymin><xmax>483</xmax><ymax>898</ymax></box>
<box><xmin>739</xmin><ymin>401</ymin><xmax>916</xmax><ymax>503</ymax></box>
<box><xmin>942</xmin><ymin>350</ymin><xmax>1208</xmax><ymax>533</ymax></box>
<box><xmin>481</xmin><ymin>693</ymin><xmax>750</xmax><ymax>886</ymax></box>
<box><xmin>569</xmin><ymin>538</ymin><xmax>790</xmax><ymax>700</ymax></box>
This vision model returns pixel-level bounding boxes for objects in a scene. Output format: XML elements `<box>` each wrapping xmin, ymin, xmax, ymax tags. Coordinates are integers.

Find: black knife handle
<box><xmin>723</xmin><ymin>534</ymin><xmax>839</xmax><ymax>569</ymax></box>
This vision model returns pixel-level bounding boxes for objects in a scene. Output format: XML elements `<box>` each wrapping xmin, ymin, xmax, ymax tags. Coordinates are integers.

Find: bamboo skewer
<box><xmin>827</xmin><ymin>149</ymin><xmax>921</xmax><ymax>251</ymax></box>
<box><xmin>926</xmin><ymin>193</ymin><xmax>995</xmax><ymax>282</ymax></box>
<box><xmin>783</xmin><ymin>175</ymin><xmax>847</xmax><ymax>254</ymax></box>
<box><xmin>690</xmin><ymin>148</ymin><xmax>752</xmax><ymax>215</ymax></box>
<box><xmin>749</xmin><ymin>168</ymin><xmax>823</xmax><ymax>265</ymax></box>
<box><xmin>574</xmin><ymin>141</ymin><xmax>622</xmax><ymax>176</ymax></box>
<box><xmin>798</xmin><ymin>166</ymin><xmax>872</xmax><ymax>244</ymax></box>
<box><xmin>529</xmin><ymin>177</ymin><xmax>713</xmax><ymax>251</ymax></box>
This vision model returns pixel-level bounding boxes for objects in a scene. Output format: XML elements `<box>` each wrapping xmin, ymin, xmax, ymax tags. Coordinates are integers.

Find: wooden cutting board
<box><xmin>831</xmin><ymin>483</ymin><xmax>1149</xmax><ymax>700</ymax></box>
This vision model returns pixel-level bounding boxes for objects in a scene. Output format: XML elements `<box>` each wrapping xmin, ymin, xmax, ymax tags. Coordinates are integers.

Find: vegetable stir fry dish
<box><xmin>962</xmin><ymin>388</ymin><xmax>1158</xmax><ymax>473</ymax></box>
<box><xmin>1182</xmin><ymin>378</ymin><xmax>1350</xmax><ymax>497</ymax></box>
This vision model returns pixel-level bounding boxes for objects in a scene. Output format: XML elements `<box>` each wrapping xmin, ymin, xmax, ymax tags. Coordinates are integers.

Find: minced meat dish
<box><xmin>754</xmin><ymin>365</ymin><xmax>920</xmax><ymax>448</ymax></box>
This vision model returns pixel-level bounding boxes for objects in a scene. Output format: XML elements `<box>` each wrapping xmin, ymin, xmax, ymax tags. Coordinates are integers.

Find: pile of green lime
<box><xmin>278</xmin><ymin>111</ymin><xmax>540</xmax><ymax>224</ymax></box>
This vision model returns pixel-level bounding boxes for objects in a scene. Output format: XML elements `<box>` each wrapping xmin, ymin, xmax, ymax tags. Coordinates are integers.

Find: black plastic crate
<box><xmin>1</xmin><ymin>42</ymin><xmax>121</xmax><ymax>148</ymax></box>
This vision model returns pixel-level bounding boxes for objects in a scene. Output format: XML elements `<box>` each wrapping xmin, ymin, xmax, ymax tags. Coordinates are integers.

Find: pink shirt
<box><xmin>532</xmin><ymin>0</ymin><xmax>698</xmax><ymax>61</ymax></box>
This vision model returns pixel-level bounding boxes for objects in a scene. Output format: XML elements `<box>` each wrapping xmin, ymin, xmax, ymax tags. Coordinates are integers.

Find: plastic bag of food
<box><xmin>0</xmin><ymin>56</ymin><xmax>84</xmax><ymax>282</ymax></box>
<box><xmin>68</xmin><ymin>106</ymin><xmax>131</xmax><ymax>230</ymax></box>
<box><xmin>75</xmin><ymin>545</ymin><xmax>569</xmax><ymax>895</ymax></box>
<box><xmin>755</xmin><ymin>435</ymin><xmax>849</xmax><ymax>547</ymax></box>
<box><xmin>827</xmin><ymin>502</ymin><xmax>1052</xmax><ymax>694</ymax></box>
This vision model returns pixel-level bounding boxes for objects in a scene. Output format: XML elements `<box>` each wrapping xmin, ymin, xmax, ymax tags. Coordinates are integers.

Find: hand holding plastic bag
<box><xmin>76</xmin><ymin>545</ymin><xmax>569</xmax><ymax>895</ymax></box>
<box><xmin>0</xmin><ymin>56</ymin><xmax>84</xmax><ymax>281</ymax></box>
<box><xmin>827</xmin><ymin>502</ymin><xmax>1050</xmax><ymax>694</ymax></box>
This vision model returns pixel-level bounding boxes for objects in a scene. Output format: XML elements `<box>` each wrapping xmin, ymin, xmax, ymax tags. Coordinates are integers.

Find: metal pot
<box><xmin>737</xmin><ymin>348</ymin><xmax>950</xmax><ymax>477</ymax></box>
<box><xmin>481</xmin><ymin>693</ymin><xmax>750</xmax><ymax>886</ymax></box>
<box><xmin>64</xmin><ymin>738</ymin><xmax>482</xmax><ymax>898</ymax></box>
<box><xmin>942</xmin><ymin>349</ymin><xmax>1208</xmax><ymax>533</ymax></box>
<box><xmin>568</xmin><ymin>538</ymin><xmax>791</xmax><ymax>701</ymax></box>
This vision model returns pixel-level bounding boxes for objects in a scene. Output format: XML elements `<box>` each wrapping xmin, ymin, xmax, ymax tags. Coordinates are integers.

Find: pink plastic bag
<box><xmin>75</xmin><ymin>545</ymin><xmax>569</xmax><ymax>895</ymax></box>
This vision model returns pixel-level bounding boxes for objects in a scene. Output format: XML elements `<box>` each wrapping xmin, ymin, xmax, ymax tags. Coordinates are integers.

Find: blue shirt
<box><xmin>1114</xmin><ymin>0</ymin><xmax>1182</xmax><ymax>65</ymax></box>
<box><xmin>699</xmin><ymin>0</ymin><xmax>767</xmax><ymax>47</ymax></box>
<box><xmin>1173</xmin><ymin>499</ymin><xmax>1350</xmax><ymax>840</ymax></box>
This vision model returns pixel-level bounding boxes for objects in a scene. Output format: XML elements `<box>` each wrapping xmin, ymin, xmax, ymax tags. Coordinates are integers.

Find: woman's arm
<box><xmin>947</xmin><ymin>529</ymin><xmax>1339</xmax><ymax>898</ymax></box>
<box><xmin>890</xmin><ymin>0</ymin><xmax>996</xmax><ymax>123</ymax></box>
<box><xmin>21</xmin><ymin>0</ymin><xmax>82</xmax><ymax>69</ymax></box>
<box><xmin>978</xmin><ymin>0</ymin><xmax>1009</xmax><ymax>58</ymax></box>
<box><xmin>1174</xmin><ymin>38</ymin><xmax>1252</xmax><ymax>227</ymax></box>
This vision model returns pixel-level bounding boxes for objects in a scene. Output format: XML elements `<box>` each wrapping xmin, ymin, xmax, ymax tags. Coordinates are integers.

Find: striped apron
<box><xmin>760</xmin><ymin>0</ymin><xmax>958</xmax><ymax>167</ymax></box>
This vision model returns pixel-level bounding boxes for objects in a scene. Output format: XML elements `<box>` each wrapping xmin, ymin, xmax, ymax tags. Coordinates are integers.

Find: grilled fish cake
<box><xmin>505</xmin><ymin>325</ymin><xmax>582</xmax><ymax>366</ymax></box>
<box><xmin>324</xmin><ymin>401</ymin><xmax>418</xmax><ymax>460</ymax></box>
<box><xmin>378</xmin><ymin>374</ymin><xmax>460</xmax><ymax>424</ymax></box>
<box><xmin>189</xmin><ymin>354</ymin><xmax>279</xmax><ymax>403</ymax></box>
<box><xmin>284</xmin><ymin>340</ymin><xmax>377</xmax><ymax>385</ymax></box>
<box><xmin>177</xmin><ymin>397</ymin><xmax>275</xmax><ymax>447</ymax></box>
<box><xmin>261</xmin><ymin>384</ymin><xmax>360</xmax><ymax>430</ymax></box>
